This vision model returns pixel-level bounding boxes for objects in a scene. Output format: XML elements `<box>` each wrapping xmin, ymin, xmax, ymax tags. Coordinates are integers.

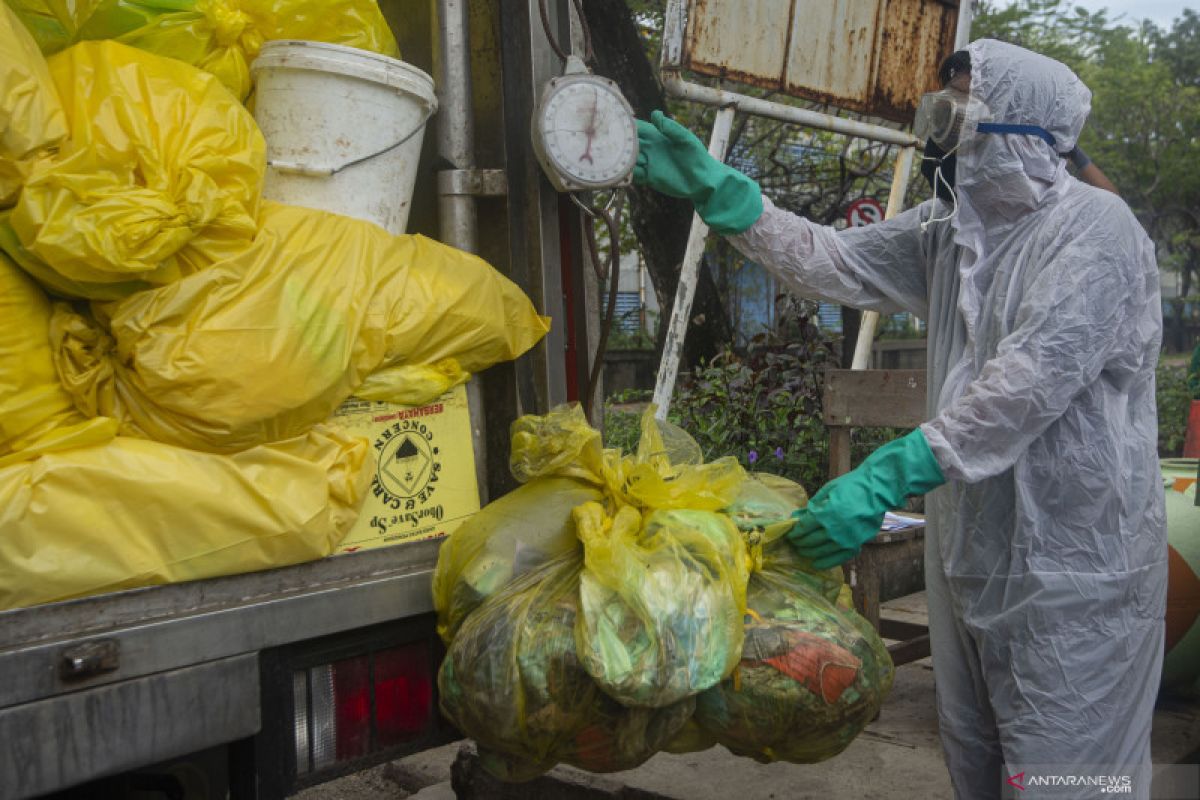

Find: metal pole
<box><xmin>435</xmin><ymin>0</ymin><xmax>488</xmax><ymax>501</ymax></box>
<box><xmin>652</xmin><ymin>105</ymin><xmax>737</xmax><ymax>419</ymax></box>
<box><xmin>955</xmin><ymin>0</ymin><xmax>974</xmax><ymax>50</ymax></box>
<box><xmin>850</xmin><ymin>144</ymin><xmax>916</xmax><ymax>370</ymax></box>
<box><xmin>662</xmin><ymin>72</ymin><xmax>920</xmax><ymax>149</ymax></box>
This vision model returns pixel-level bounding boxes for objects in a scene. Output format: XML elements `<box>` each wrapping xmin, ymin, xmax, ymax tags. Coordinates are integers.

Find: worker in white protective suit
<box><xmin>633</xmin><ymin>39</ymin><xmax>1167</xmax><ymax>799</ymax></box>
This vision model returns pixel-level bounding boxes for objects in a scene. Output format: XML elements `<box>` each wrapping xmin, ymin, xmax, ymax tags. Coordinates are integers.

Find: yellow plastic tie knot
<box><xmin>205</xmin><ymin>1</ymin><xmax>251</xmax><ymax>48</ymax></box>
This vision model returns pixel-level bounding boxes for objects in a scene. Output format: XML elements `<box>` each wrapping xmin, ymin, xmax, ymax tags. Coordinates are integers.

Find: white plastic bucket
<box><xmin>250</xmin><ymin>41</ymin><xmax>438</xmax><ymax>235</ymax></box>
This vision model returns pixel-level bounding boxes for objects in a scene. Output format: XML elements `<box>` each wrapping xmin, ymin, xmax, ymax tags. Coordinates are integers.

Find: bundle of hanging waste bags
<box><xmin>0</xmin><ymin>5</ymin><xmax>551</xmax><ymax>609</ymax></box>
<box><xmin>433</xmin><ymin>405</ymin><xmax>895</xmax><ymax>779</ymax></box>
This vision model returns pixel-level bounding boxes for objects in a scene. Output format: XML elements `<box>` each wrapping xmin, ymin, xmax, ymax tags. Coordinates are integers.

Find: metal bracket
<box><xmin>59</xmin><ymin>639</ymin><xmax>119</xmax><ymax>682</ymax></box>
<box><xmin>437</xmin><ymin>169</ymin><xmax>508</xmax><ymax>197</ymax></box>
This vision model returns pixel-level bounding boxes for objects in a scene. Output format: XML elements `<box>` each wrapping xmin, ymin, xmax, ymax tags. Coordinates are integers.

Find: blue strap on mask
<box><xmin>976</xmin><ymin>122</ymin><xmax>1058</xmax><ymax>149</ymax></box>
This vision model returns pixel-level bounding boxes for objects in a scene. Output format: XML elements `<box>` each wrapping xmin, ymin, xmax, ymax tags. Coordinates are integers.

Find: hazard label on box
<box><xmin>331</xmin><ymin>385</ymin><xmax>480</xmax><ymax>553</ymax></box>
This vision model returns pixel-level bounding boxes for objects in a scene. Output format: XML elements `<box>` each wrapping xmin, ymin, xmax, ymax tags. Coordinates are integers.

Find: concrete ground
<box><xmin>301</xmin><ymin>592</ymin><xmax>1200</xmax><ymax>800</ymax></box>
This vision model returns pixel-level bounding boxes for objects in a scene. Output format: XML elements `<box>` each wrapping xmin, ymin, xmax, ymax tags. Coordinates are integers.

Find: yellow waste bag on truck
<box><xmin>4</xmin><ymin>0</ymin><xmax>401</xmax><ymax>100</ymax></box>
<box><xmin>5</xmin><ymin>40</ymin><xmax>264</xmax><ymax>298</ymax></box>
<box><xmin>51</xmin><ymin>202</ymin><xmax>551</xmax><ymax>453</ymax></box>
<box><xmin>0</xmin><ymin>423</ymin><xmax>371</xmax><ymax>610</ymax></box>
<box><xmin>0</xmin><ymin>3</ymin><xmax>65</xmax><ymax>206</ymax></box>
<box><xmin>0</xmin><ymin>251</ymin><xmax>115</xmax><ymax>464</ymax></box>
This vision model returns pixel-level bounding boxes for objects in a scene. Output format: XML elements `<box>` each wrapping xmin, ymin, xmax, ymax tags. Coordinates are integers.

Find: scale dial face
<box><xmin>536</xmin><ymin>74</ymin><xmax>637</xmax><ymax>191</ymax></box>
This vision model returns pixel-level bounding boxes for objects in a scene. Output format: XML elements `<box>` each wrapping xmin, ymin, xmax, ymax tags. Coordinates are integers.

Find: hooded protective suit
<box><xmin>727</xmin><ymin>40</ymin><xmax>1166</xmax><ymax>799</ymax></box>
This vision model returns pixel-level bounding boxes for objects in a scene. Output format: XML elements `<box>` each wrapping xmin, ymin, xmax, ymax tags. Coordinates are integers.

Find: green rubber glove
<box><xmin>633</xmin><ymin>110</ymin><xmax>763</xmax><ymax>235</ymax></box>
<box><xmin>789</xmin><ymin>429</ymin><xmax>946</xmax><ymax>569</ymax></box>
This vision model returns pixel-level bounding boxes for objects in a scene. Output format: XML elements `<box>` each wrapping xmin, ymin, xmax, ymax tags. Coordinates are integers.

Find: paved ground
<box><xmin>301</xmin><ymin>592</ymin><xmax>1200</xmax><ymax>799</ymax></box>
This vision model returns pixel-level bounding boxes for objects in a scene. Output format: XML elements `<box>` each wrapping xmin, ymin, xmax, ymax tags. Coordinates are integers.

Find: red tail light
<box><xmin>293</xmin><ymin>641</ymin><xmax>435</xmax><ymax>774</ymax></box>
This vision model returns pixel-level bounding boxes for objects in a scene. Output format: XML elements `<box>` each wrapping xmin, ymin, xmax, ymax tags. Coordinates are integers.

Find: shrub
<box><xmin>1158</xmin><ymin>361</ymin><xmax>1191</xmax><ymax>457</ymax></box>
<box><xmin>602</xmin><ymin>302</ymin><xmax>907</xmax><ymax>495</ymax></box>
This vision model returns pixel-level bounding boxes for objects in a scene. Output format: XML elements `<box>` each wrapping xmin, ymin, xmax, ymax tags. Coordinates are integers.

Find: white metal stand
<box><xmin>652</xmin><ymin>105</ymin><xmax>735</xmax><ymax>419</ymax></box>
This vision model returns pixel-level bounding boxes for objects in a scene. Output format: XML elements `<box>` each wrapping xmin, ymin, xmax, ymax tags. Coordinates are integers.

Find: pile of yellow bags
<box><xmin>0</xmin><ymin>7</ymin><xmax>551</xmax><ymax>609</ymax></box>
<box><xmin>5</xmin><ymin>0</ymin><xmax>400</xmax><ymax>100</ymax></box>
<box><xmin>433</xmin><ymin>406</ymin><xmax>894</xmax><ymax>779</ymax></box>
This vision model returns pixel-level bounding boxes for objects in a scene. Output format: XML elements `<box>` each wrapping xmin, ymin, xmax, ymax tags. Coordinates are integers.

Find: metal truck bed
<box><xmin>0</xmin><ymin>540</ymin><xmax>441</xmax><ymax>797</ymax></box>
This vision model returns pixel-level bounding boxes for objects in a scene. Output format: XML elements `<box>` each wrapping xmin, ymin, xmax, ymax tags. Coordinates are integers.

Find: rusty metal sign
<box><xmin>681</xmin><ymin>0</ymin><xmax>960</xmax><ymax>122</ymax></box>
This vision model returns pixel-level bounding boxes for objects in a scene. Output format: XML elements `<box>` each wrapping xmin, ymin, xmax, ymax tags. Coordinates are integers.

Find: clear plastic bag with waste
<box><xmin>693</xmin><ymin>534</ymin><xmax>895</xmax><ymax>764</ymax></box>
<box><xmin>573</xmin><ymin>502</ymin><xmax>749</xmax><ymax>708</ymax></box>
<box><xmin>432</xmin><ymin>475</ymin><xmax>604</xmax><ymax>643</ymax></box>
<box><xmin>439</xmin><ymin>554</ymin><xmax>694</xmax><ymax>781</ymax></box>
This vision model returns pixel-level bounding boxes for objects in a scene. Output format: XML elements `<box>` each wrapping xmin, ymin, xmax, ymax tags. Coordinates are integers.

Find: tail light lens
<box><xmin>292</xmin><ymin>641</ymin><xmax>435</xmax><ymax>775</ymax></box>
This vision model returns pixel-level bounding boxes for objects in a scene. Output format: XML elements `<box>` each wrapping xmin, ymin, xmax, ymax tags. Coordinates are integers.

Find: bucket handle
<box><xmin>266</xmin><ymin>105</ymin><xmax>435</xmax><ymax>178</ymax></box>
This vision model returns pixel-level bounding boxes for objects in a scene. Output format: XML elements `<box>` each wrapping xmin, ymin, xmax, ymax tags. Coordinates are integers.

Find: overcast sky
<box><xmin>1054</xmin><ymin>0</ymin><xmax>1194</xmax><ymax>30</ymax></box>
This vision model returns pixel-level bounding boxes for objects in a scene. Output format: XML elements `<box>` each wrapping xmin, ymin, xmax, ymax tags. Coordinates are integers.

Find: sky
<box><xmin>1064</xmin><ymin>0</ymin><xmax>1195</xmax><ymax>30</ymax></box>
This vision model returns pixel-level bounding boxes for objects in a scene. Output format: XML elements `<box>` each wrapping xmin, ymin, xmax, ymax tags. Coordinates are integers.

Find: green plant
<box><xmin>607</xmin><ymin>326</ymin><xmax>655</xmax><ymax>351</ymax></box>
<box><xmin>602</xmin><ymin>404</ymin><xmax>645</xmax><ymax>453</ymax></box>
<box><xmin>1158</xmin><ymin>360</ymin><xmax>1192</xmax><ymax>456</ymax></box>
<box><xmin>665</xmin><ymin>305</ymin><xmax>837</xmax><ymax>493</ymax></box>
<box><xmin>1189</xmin><ymin>342</ymin><xmax>1200</xmax><ymax>401</ymax></box>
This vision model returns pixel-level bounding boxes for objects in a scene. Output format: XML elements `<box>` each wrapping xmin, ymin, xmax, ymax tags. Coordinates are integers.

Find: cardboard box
<box><xmin>330</xmin><ymin>385</ymin><xmax>480</xmax><ymax>553</ymax></box>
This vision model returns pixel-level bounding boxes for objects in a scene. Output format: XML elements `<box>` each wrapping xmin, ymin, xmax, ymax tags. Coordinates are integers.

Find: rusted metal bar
<box><xmin>661</xmin><ymin>72</ymin><xmax>920</xmax><ymax>148</ymax></box>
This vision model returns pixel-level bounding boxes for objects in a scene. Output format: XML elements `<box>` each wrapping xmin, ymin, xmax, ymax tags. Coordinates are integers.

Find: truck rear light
<box><xmin>292</xmin><ymin>641</ymin><xmax>435</xmax><ymax>775</ymax></box>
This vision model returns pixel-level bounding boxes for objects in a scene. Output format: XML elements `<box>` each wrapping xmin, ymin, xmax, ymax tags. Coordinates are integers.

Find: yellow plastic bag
<box><xmin>6</xmin><ymin>40</ymin><xmax>264</xmax><ymax>297</ymax></box>
<box><xmin>0</xmin><ymin>422</ymin><xmax>370</xmax><ymax>610</ymax></box>
<box><xmin>0</xmin><ymin>4</ymin><xmax>65</xmax><ymax>206</ymax></box>
<box><xmin>6</xmin><ymin>0</ymin><xmax>401</xmax><ymax>100</ymax></box>
<box><xmin>355</xmin><ymin>359</ymin><xmax>471</xmax><ymax>408</ymax></box>
<box><xmin>432</xmin><ymin>476</ymin><xmax>605</xmax><ymax>643</ymax></box>
<box><xmin>573</xmin><ymin>502</ymin><xmax>749</xmax><ymax>708</ymax></box>
<box><xmin>0</xmin><ymin>250</ymin><xmax>116</xmax><ymax>463</ymax></box>
<box><xmin>51</xmin><ymin>202</ymin><xmax>551</xmax><ymax>452</ymax></box>
<box><xmin>509</xmin><ymin>404</ymin><xmax>746</xmax><ymax>511</ymax></box>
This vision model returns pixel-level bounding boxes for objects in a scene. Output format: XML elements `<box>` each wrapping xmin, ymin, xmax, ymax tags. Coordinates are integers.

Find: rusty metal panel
<box><xmin>783</xmin><ymin>0</ymin><xmax>882</xmax><ymax>105</ymax></box>
<box><xmin>682</xmin><ymin>0</ymin><xmax>958</xmax><ymax>122</ymax></box>
<box><xmin>872</xmin><ymin>0</ymin><xmax>961</xmax><ymax>118</ymax></box>
<box><xmin>684</xmin><ymin>0</ymin><xmax>792</xmax><ymax>86</ymax></box>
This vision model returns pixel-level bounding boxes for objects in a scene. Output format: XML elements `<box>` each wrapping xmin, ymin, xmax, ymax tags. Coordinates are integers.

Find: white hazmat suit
<box><xmin>726</xmin><ymin>40</ymin><xmax>1167</xmax><ymax>799</ymax></box>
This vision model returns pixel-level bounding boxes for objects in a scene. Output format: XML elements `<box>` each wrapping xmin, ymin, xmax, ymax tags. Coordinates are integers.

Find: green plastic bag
<box><xmin>439</xmin><ymin>554</ymin><xmax>694</xmax><ymax>781</ymax></box>
<box><xmin>574</xmin><ymin>502</ymin><xmax>749</xmax><ymax>708</ymax></box>
<box><xmin>693</xmin><ymin>535</ymin><xmax>895</xmax><ymax>764</ymax></box>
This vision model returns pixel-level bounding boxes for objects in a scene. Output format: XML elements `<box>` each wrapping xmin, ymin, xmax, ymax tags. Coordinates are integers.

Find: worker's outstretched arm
<box><xmin>635</xmin><ymin>111</ymin><xmax>930</xmax><ymax>318</ymax></box>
